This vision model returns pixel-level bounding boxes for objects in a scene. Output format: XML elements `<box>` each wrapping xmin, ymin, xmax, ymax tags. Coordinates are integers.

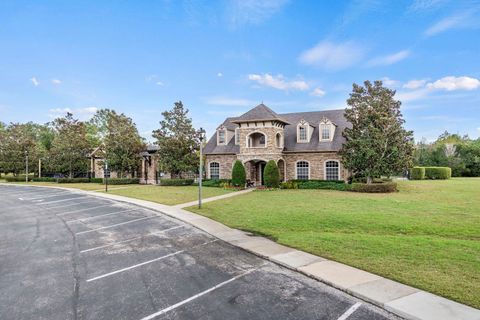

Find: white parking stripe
<box><xmin>140</xmin><ymin>268</ymin><xmax>256</xmax><ymax>320</ymax></box>
<box><xmin>56</xmin><ymin>204</ymin><xmax>114</xmax><ymax>216</ymax></box>
<box><xmin>337</xmin><ymin>302</ymin><xmax>362</xmax><ymax>320</ymax></box>
<box><xmin>75</xmin><ymin>216</ymin><xmax>158</xmax><ymax>235</ymax></box>
<box><xmin>25</xmin><ymin>192</ymin><xmax>69</xmax><ymax>200</ymax></box>
<box><xmin>41</xmin><ymin>199</ymin><xmax>95</xmax><ymax>210</ymax></box>
<box><xmin>86</xmin><ymin>239</ymin><xmax>217</xmax><ymax>282</ymax></box>
<box><xmin>80</xmin><ymin>226</ymin><xmax>184</xmax><ymax>253</ymax></box>
<box><xmin>37</xmin><ymin>196</ymin><xmax>86</xmax><ymax>205</ymax></box>
<box><xmin>66</xmin><ymin>209</ymin><xmax>138</xmax><ymax>223</ymax></box>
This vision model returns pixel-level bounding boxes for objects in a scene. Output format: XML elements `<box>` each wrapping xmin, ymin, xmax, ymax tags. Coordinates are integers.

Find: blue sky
<box><xmin>1</xmin><ymin>0</ymin><xmax>479</xmax><ymax>142</ymax></box>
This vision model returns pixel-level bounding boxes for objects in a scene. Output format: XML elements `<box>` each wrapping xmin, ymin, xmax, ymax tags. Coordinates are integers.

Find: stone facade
<box><xmin>283</xmin><ymin>152</ymin><xmax>345</xmax><ymax>180</ymax></box>
<box><xmin>206</xmin><ymin>154</ymin><xmax>237</xmax><ymax>180</ymax></box>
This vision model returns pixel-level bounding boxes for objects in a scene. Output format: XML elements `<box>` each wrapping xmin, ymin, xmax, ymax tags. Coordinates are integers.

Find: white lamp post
<box><xmin>198</xmin><ymin>127</ymin><xmax>206</xmax><ymax>209</ymax></box>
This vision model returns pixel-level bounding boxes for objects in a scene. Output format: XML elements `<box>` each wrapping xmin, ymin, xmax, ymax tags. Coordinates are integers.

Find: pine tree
<box><xmin>339</xmin><ymin>80</ymin><xmax>414</xmax><ymax>184</ymax></box>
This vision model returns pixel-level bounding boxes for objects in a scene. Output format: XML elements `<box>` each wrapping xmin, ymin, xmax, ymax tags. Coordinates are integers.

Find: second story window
<box><xmin>235</xmin><ymin>129</ymin><xmax>240</xmax><ymax>145</ymax></box>
<box><xmin>299</xmin><ymin>126</ymin><xmax>307</xmax><ymax>141</ymax></box>
<box><xmin>218</xmin><ymin>130</ymin><xmax>226</xmax><ymax>144</ymax></box>
<box><xmin>321</xmin><ymin>124</ymin><xmax>330</xmax><ymax>140</ymax></box>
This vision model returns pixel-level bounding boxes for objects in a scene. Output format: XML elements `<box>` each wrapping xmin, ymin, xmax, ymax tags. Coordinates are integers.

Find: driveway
<box><xmin>0</xmin><ymin>185</ymin><xmax>400</xmax><ymax>320</ymax></box>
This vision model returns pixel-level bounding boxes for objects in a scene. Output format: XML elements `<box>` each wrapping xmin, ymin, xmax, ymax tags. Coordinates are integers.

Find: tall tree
<box><xmin>103</xmin><ymin>110</ymin><xmax>144</xmax><ymax>177</ymax></box>
<box><xmin>339</xmin><ymin>80</ymin><xmax>414</xmax><ymax>183</ymax></box>
<box><xmin>152</xmin><ymin>101</ymin><xmax>200</xmax><ymax>177</ymax></box>
<box><xmin>0</xmin><ymin>123</ymin><xmax>40</xmax><ymax>175</ymax></box>
<box><xmin>49</xmin><ymin>113</ymin><xmax>90</xmax><ymax>178</ymax></box>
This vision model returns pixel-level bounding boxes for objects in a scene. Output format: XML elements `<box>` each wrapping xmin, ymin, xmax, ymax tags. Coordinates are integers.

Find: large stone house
<box><xmin>203</xmin><ymin>104</ymin><xmax>349</xmax><ymax>185</ymax></box>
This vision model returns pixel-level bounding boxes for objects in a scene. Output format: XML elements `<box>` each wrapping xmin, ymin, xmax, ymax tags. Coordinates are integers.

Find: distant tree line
<box><xmin>414</xmin><ymin>131</ymin><xmax>480</xmax><ymax>177</ymax></box>
<box><xmin>0</xmin><ymin>101</ymin><xmax>200</xmax><ymax>179</ymax></box>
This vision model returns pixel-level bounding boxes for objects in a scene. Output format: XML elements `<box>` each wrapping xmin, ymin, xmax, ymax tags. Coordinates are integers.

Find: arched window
<box><xmin>275</xmin><ymin>133</ymin><xmax>283</xmax><ymax>148</ymax></box>
<box><xmin>296</xmin><ymin>161</ymin><xmax>309</xmax><ymax>180</ymax></box>
<box><xmin>325</xmin><ymin>160</ymin><xmax>339</xmax><ymax>180</ymax></box>
<box><xmin>247</xmin><ymin>132</ymin><xmax>266</xmax><ymax>148</ymax></box>
<box><xmin>209</xmin><ymin>162</ymin><xmax>220</xmax><ymax>179</ymax></box>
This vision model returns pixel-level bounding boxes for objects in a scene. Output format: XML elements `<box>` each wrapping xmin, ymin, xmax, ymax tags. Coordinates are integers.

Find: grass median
<box><xmin>188</xmin><ymin>178</ymin><xmax>480</xmax><ymax>308</ymax></box>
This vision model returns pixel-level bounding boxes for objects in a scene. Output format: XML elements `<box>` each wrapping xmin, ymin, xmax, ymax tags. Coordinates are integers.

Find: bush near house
<box><xmin>351</xmin><ymin>182</ymin><xmax>398</xmax><ymax>193</ymax></box>
<box><xmin>107</xmin><ymin>178</ymin><xmax>140</xmax><ymax>185</ymax></box>
<box><xmin>410</xmin><ymin>167</ymin><xmax>426</xmax><ymax>180</ymax></box>
<box><xmin>263</xmin><ymin>160</ymin><xmax>280</xmax><ymax>188</ymax></box>
<box><xmin>199</xmin><ymin>179</ymin><xmax>232</xmax><ymax>187</ymax></box>
<box><xmin>159</xmin><ymin>178</ymin><xmax>194</xmax><ymax>186</ymax></box>
<box><xmin>424</xmin><ymin>167</ymin><xmax>451</xmax><ymax>180</ymax></box>
<box><xmin>281</xmin><ymin>180</ymin><xmax>350</xmax><ymax>191</ymax></box>
<box><xmin>5</xmin><ymin>176</ymin><xmax>32</xmax><ymax>182</ymax></box>
<box><xmin>231</xmin><ymin>160</ymin><xmax>246</xmax><ymax>187</ymax></box>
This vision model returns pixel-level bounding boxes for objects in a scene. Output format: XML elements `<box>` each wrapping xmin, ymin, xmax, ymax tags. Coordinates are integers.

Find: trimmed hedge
<box><xmin>5</xmin><ymin>176</ymin><xmax>32</xmax><ymax>182</ymax></box>
<box><xmin>281</xmin><ymin>179</ymin><xmax>349</xmax><ymax>191</ymax></box>
<box><xmin>231</xmin><ymin>160</ymin><xmax>246</xmax><ymax>187</ymax></box>
<box><xmin>32</xmin><ymin>177</ymin><xmax>57</xmax><ymax>182</ymax></box>
<box><xmin>159</xmin><ymin>179</ymin><xmax>194</xmax><ymax>186</ymax></box>
<box><xmin>56</xmin><ymin>178</ymin><xmax>92</xmax><ymax>183</ymax></box>
<box><xmin>351</xmin><ymin>182</ymin><xmax>397</xmax><ymax>193</ymax></box>
<box><xmin>107</xmin><ymin>178</ymin><xmax>139</xmax><ymax>185</ymax></box>
<box><xmin>410</xmin><ymin>167</ymin><xmax>425</xmax><ymax>180</ymax></box>
<box><xmin>263</xmin><ymin>160</ymin><xmax>280</xmax><ymax>188</ymax></box>
<box><xmin>200</xmin><ymin>179</ymin><xmax>231</xmax><ymax>187</ymax></box>
<box><xmin>424</xmin><ymin>167</ymin><xmax>451</xmax><ymax>180</ymax></box>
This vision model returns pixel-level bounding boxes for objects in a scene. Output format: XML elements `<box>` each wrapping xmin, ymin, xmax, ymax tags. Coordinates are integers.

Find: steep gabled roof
<box><xmin>231</xmin><ymin>103</ymin><xmax>290</xmax><ymax>124</ymax></box>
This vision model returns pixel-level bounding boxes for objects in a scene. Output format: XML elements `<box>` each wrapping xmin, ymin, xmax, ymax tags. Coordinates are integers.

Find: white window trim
<box><xmin>319</xmin><ymin>119</ymin><xmax>335</xmax><ymax>142</ymax></box>
<box><xmin>324</xmin><ymin>159</ymin><xmax>341</xmax><ymax>180</ymax></box>
<box><xmin>295</xmin><ymin>160</ymin><xmax>310</xmax><ymax>180</ymax></box>
<box><xmin>208</xmin><ymin>161</ymin><xmax>220</xmax><ymax>179</ymax></box>
<box><xmin>246</xmin><ymin>131</ymin><xmax>268</xmax><ymax>148</ymax></box>
<box><xmin>297</xmin><ymin>120</ymin><xmax>311</xmax><ymax>143</ymax></box>
<box><xmin>217</xmin><ymin>129</ymin><xmax>227</xmax><ymax>145</ymax></box>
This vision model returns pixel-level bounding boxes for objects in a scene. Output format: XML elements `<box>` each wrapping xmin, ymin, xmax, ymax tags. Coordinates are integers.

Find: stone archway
<box><xmin>244</xmin><ymin>159</ymin><xmax>267</xmax><ymax>186</ymax></box>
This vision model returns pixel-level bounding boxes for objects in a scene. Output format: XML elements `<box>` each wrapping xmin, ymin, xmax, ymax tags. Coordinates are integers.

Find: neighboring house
<box><xmin>203</xmin><ymin>103</ymin><xmax>349</xmax><ymax>185</ymax></box>
<box><xmin>140</xmin><ymin>144</ymin><xmax>161</xmax><ymax>184</ymax></box>
<box><xmin>88</xmin><ymin>146</ymin><xmax>137</xmax><ymax>179</ymax></box>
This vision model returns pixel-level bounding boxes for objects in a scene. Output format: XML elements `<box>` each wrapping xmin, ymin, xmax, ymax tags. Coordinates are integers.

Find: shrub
<box><xmin>263</xmin><ymin>160</ymin><xmax>280</xmax><ymax>188</ymax></box>
<box><xmin>296</xmin><ymin>180</ymin><xmax>350</xmax><ymax>191</ymax></box>
<box><xmin>424</xmin><ymin>167</ymin><xmax>451</xmax><ymax>180</ymax></box>
<box><xmin>159</xmin><ymin>179</ymin><xmax>194</xmax><ymax>186</ymax></box>
<box><xmin>231</xmin><ymin>160</ymin><xmax>246</xmax><ymax>187</ymax></box>
<box><xmin>32</xmin><ymin>177</ymin><xmax>57</xmax><ymax>182</ymax></box>
<box><xmin>410</xmin><ymin>167</ymin><xmax>425</xmax><ymax>180</ymax></box>
<box><xmin>200</xmin><ymin>179</ymin><xmax>231</xmax><ymax>187</ymax></box>
<box><xmin>5</xmin><ymin>176</ymin><xmax>32</xmax><ymax>182</ymax></box>
<box><xmin>57</xmin><ymin>178</ymin><xmax>92</xmax><ymax>183</ymax></box>
<box><xmin>107</xmin><ymin>178</ymin><xmax>139</xmax><ymax>185</ymax></box>
<box><xmin>90</xmin><ymin>178</ymin><xmax>104</xmax><ymax>183</ymax></box>
<box><xmin>351</xmin><ymin>182</ymin><xmax>397</xmax><ymax>193</ymax></box>
<box><xmin>280</xmin><ymin>180</ymin><xmax>298</xmax><ymax>189</ymax></box>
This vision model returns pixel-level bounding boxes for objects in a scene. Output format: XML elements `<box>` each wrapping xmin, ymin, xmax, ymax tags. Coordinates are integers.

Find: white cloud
<box><xmin>310</xmin><ymin>88</ymin><xmax>326</xmax><ymax>97</ymax></box>
<box><xmin>396</xmin><ymin>88</ymin><xmax>430</xmax><ymax>102</ymax></box>
<box><xmin>408</xmin><ymin>0</ymin><xmax>446</xmax><ymax>12</ymax></box>
<box><xmin>49</xmin><ymin>108</ymin><xmax>72</xmax><ymax>114</ymax></box>
<box><xmin>248</xmin><ymin>73</ymin><xmax>309</xmax><ymax>91</ymax></box>
<box><xmin>30</xmin><ymin>77</ymin><xmax>39</xmax><ymax>87</ymax></box>
<box><xmin>205</xmin><ymin>96</ymin><xmax>256</xmax><ymax>107</ymax></box>
<box><xmin>367</xmin><ymin>50</ymin><xmax>411</xmax><ymax>67</ymax></box>
<box><xmin>227</xmin><ymin>0</ymin><xmax>289</xmax><ymax>26</ymax></box>
<box><xmin>51</xmin><ymin>79</ymin><xmax>61</xmax><ymax>85</ymax></box>
<box><xmin>217</xmin><ymin>72</ymin><xmax>223</xmax><ymax>77</ymax></box>
<box><xmin>426</xmin><ymin>76</ymin><xmax>480</xmax><ymax>91</ymax></box>
<box><xmin>155</xmin><ymin>81</ymin><xmax>164</xmax><ymax>86</ymax></box>
<box><xmin>380</xmin><ymin>77</ymin><xmax>400</xmax><ymax>87</ymax></box>
<box><xmin>48</xmin><ymin>107</ymin><xmax>97</xmax><ymax>116</ymax></box>
<box><xmin>146</xmin><ymin>74</ymin><xmax>164</xmax><ymax>86</ymax></box>
<box><xmin>424</xmin><ymin>9</ymin><xmax>479</xmax><ymax>37</ymax></box>
<box><xmin>299</xmin><ymin>40</ymin><xmax>365</xmax><ymax>70</ymax></box>
<box><xmin>77</xmin><ymin>107</ymin><xmax>98</xmax><ymax>114</ymax></box>
<box><xmin>403</xmin><ymin>79</ymin><xmax>427</xmax><ymax>89</ymax></box>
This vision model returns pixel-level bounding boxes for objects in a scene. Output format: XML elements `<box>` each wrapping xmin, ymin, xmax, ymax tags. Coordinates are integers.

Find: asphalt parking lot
<box><xmin>0</xmin><ymin>185</ymin><xmax>401</xmax><ymax>320</ymax></box>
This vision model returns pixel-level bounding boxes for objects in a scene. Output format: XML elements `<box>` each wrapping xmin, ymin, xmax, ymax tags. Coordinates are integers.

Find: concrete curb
<box><xmin>4</xmin><ymin>183</ymin><xmax>479</xmax><ymax>320</ymax></box>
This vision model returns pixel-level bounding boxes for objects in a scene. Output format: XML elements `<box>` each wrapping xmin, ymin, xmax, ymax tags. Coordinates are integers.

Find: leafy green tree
<box><xmin>103</xmin><ymin>110</ymin><xmax>145</xmax><ymax>177</ymax></box>
<box><xmin>49</xmin><ymin>113</ymin><xmax>90</xmax><ymax>178</ymax></box>
<box><xmin>339</xmin><ymin>80</ymin><xmax>415</xmax><ymax>184</ymax></box>
<box><xmin>231</xmin><ymin>160</ymin><xmax>246</xmax><ymax>187</ymax></box>
<box><xmin>152</xmin><ymin>101</ymin><xmax>200</xmax><ymax>178</ymax></box>
<box><xmin>0</xmin><ymin>123</ymin><xmax>40</xmax><ymax>175</ymax></box>
<box><xmin>263</xmin><ymin>160</ymin><xmax>280</xmax><ymax>188</ymax></box>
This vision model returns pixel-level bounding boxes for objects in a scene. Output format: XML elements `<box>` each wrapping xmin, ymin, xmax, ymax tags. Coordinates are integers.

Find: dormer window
<box><xmin>217</xmin><ymin>129</ymin><xmax>226</xmax><ymax>145</ymax></box>
<box><xmin>297</xmin><ymin>120</ymin><xmax>311</xmax><ymax>143</ymax></box>
<box><xmin>319</xmin><ymin>118</ymin><xmax>335</xmax><ymax>142</ymax></box>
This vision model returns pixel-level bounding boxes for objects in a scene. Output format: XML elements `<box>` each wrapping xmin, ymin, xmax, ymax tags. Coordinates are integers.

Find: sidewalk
<box><xmin>5</xmin><ymin>183</ymin><xmax>479</xmax><ymax>320</ymax></box>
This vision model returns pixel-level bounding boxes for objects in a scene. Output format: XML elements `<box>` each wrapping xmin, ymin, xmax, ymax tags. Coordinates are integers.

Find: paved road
<box><xmin>0</xmin><ymin>185</ymin><xmax>401</xmax><ymax>320</ymax></box>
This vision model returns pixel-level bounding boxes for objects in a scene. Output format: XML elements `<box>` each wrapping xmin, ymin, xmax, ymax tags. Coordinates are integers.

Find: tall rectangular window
<box><xmin>218</xmin><ymin>130</ymin><xmax>225</xmax><ymax>144</ymax></box>
<box><xmin>296</xmin><ymin>161</ymin><xmax>309</xmax><ymax>180</ymax></box>
<box><xmin>235</xmin><ymin>129</ymin><xmax>240</xmax><ymax>145</ymax></box>
<box><xmin>321</xmin><ymin>124</ymin><xmax>330</xmax><ymax>140</ymax></box>
<box><xmin>299</xmin><ymin>126</ymin><xmax>307</xmax><ymax>141</ymax></box>
<box><xmin>325</xmin><ymin>161</ymin><xmax>339</xmax><ymax>180</ymax></box>
<box><xmin>209</xmin><ymin>162</ymin><xmax>220</xmax><ymax>179</ymax></box>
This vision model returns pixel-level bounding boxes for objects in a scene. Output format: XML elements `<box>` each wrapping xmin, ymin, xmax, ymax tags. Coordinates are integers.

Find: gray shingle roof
<box><xmin>204</xmin><ymin>106</ymin><xmax>349</xmax><ymax>155</ymax></box>
<box><xmin>231</xmin><ymin>103</ymin><xmax>290</xmax><ymax>124</ymax></box>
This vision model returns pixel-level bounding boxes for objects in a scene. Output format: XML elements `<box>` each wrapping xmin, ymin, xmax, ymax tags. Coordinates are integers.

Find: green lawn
<box><xmin>3</xmin><ymin>182</ymin><xmax>233</xmax><ymax>206</ymax></box>
<box><xmin>188</xmin><ymin>178</ymin><xmax>480</xmax><ymax>309</ymax></box>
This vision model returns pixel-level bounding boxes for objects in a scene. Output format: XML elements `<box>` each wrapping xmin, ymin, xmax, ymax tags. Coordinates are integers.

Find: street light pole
<box><xmin>25</xmin><ymin>151</ymin><xmax>28</xmax><ymax>182</ymax></box>
<box><xmin>198</xmin><ymin>127</ymin><xmax>205</xmax><ymax>209</ymax></box>
<box><xmin>104</xmin><ymin>159</ymin><xmax>108</xmax><ymax>193</ymax></box>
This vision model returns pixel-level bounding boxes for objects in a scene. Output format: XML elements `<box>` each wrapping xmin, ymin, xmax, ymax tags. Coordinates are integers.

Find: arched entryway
<box><xmin>244</xmin><ymin>159</ymin><xmax>267</xmax><ymax>186</ymax></box>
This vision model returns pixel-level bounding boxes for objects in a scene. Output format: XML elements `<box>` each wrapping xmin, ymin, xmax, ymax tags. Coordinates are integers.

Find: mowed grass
<box><xmin>3</xmin><ymin>181</ymin><xmax>234</xmax><ymax>206</ymax></box>
<box><xmin>189</xmin><ymin>178</ymin><xmax>480</xmax><ymax>308</ymax></box>
<box><xmin>101</xmin><ymin>185</ymin><xmax>233</xmax><ymax>205</ymax></box>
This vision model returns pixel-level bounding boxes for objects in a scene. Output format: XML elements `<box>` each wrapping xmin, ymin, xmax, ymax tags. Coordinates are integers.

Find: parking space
<box><xmin>0</xmin><ymin>185</ymin><xmax>400</xmax><ymax>320</ymax></box>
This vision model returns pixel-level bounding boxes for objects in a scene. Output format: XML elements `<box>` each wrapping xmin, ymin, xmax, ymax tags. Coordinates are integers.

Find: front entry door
<box><xmin>260</xmin><ymin>162</ymin><xmax>266</xmax><ymax>185</ymax></box>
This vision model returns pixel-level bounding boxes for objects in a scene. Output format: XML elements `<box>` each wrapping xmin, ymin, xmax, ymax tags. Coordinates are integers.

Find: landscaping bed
<box><xmin>188</xmin><ymin>178</ymin><xmax>480</xmax><ymax>309</ymax></box>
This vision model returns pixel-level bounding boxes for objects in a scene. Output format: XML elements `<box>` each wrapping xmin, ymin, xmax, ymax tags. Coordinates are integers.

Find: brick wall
<box><xmin>284</xmin><ymin>152</ymin><xmax>345</xmax><ymax>181</ymax></box>
<box><xmin>205</xmin><ymin>154</ymin><xmax>237</xmax><ymax>179</ymax></box>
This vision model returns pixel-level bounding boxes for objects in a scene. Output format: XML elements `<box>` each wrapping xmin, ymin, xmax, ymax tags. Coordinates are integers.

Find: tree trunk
<box><xmin>366</xmin><ymin>176</ymin><xmax>373</xmax><ymax>184</ymax></box>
